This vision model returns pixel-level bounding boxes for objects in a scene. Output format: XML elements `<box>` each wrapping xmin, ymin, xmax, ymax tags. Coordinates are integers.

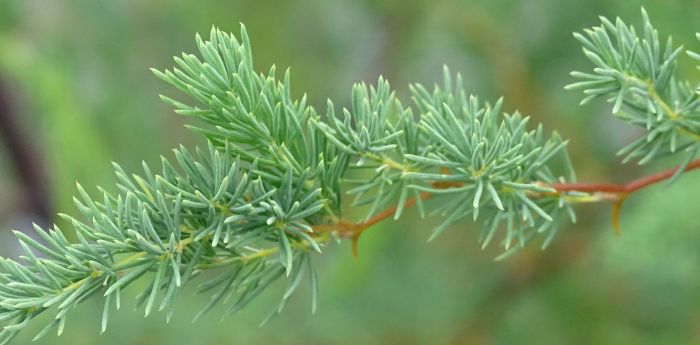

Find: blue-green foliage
<box><xmin>17</xmin><ymin>9</ymin><xmax>700</xmax><ymax>341</ymax></box>
<box><xmin>0</xmin><ymin>145</ymin><xmax>320</xmax><ymax>344</ymax></box>
<box><xmin>567</xmin><ymin>9</ymin><xmax>700</xmax><ymax>177</ymax></box>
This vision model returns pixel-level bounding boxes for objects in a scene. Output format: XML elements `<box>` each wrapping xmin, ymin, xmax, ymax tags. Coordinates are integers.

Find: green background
<box><xmin>0</xmin><ymin>0</ymin><xmax>699</xmax><ymax>344</ymax></box>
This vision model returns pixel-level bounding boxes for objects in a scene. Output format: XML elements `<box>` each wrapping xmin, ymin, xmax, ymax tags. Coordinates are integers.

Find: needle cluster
<box><xmin>1</xmin><ymin>9</ymin><xmax>699</xmax><ymax>343</ymax></box>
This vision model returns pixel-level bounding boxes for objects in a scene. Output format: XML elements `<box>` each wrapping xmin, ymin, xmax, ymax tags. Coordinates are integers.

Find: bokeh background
<box><xmin>1</xmin><ymin>0</ymin><xmax>700</xmax><ymax>344</ymax></box>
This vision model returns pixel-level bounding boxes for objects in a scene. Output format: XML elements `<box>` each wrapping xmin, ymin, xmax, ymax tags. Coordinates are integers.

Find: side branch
<box><xmin>314</xmin><ymin>192</ymin><xmax>432</xmax><ymax>257</ymax></box>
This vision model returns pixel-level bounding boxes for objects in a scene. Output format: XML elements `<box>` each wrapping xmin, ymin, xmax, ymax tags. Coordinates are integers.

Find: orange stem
<box><xmin>550</xmin><ymin>158</ymin><xmax>700</xmax><ymax>194</ymax></box>
<box><xmin>314</xmin><ymin>158</ymin><xmax>700</xmax><ymax>254</ymax></box>
<box><xmin>361</xmin><ymin>192</ymin><xmax>432</xmax><ymax>229</ymax></box>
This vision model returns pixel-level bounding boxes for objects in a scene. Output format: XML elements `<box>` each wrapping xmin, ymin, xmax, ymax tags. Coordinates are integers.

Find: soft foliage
<box><xmin>567</xmin><ymin>9</ymin><xmax>700</xmax><ymax>175</ymax></box>
<box><xmin>0</xmin><ymin>9</ymin><xmax>698</xmax><ymax>344</ymax></box>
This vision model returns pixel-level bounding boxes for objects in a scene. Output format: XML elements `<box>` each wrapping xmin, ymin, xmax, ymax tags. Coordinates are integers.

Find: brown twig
<box><xmin>549</xmin><ymin>158</ymin><xmax>700</xmax><ymax>194</ymax></box>
<box><xmin>315</xmin><ymin>158</ymin><xmax>700</xmax><ymax>255</ymax></box>
<box><xmin>314</xmin><ymin>192</ymin><xmax>432</xmax><ymax>258</ymax></box>
<box><xmin>0</xmin><ymin>76</ymin><xmax>51</xmax><ymax>223</ymax></box>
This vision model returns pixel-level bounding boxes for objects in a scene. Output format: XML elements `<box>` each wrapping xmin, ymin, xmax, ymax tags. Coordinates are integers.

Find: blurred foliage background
<box><xmin>1</xmin><ymin>0</ymin><xmax>700</xmax><ymax>344</ymax></box>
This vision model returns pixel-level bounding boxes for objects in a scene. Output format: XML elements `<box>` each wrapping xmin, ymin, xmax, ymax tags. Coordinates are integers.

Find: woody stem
<box><xmin>315</xmin><ymin>158</ymin><xmax>700</xmax><ymax>240</ymax></box>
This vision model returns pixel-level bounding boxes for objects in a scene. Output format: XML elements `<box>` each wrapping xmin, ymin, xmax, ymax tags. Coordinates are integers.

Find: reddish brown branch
<box><xmin>550</xmin><ymin>158</ymin><xmax>700</xmax><ymax>194</ymax></box>
<box><xmin>314</xmin><ymin>192</ymin><xmax>432</xmax><ymax>257</ymax></box>
<box><xmin>361</xmin><ymin>191</ymin><xmax>432</xmax><ymax>229</ymax></box>
<box><xmin>315</xmin><ymin>158</ymin><xmax>700</xmax><ymax>255</ymax></box>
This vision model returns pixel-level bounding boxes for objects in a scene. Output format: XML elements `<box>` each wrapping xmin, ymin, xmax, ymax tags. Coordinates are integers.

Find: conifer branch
<box><xmin>1</xmin><ymin>8</ymin><xmax>699</xmax><ymax>343</ymax></box>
